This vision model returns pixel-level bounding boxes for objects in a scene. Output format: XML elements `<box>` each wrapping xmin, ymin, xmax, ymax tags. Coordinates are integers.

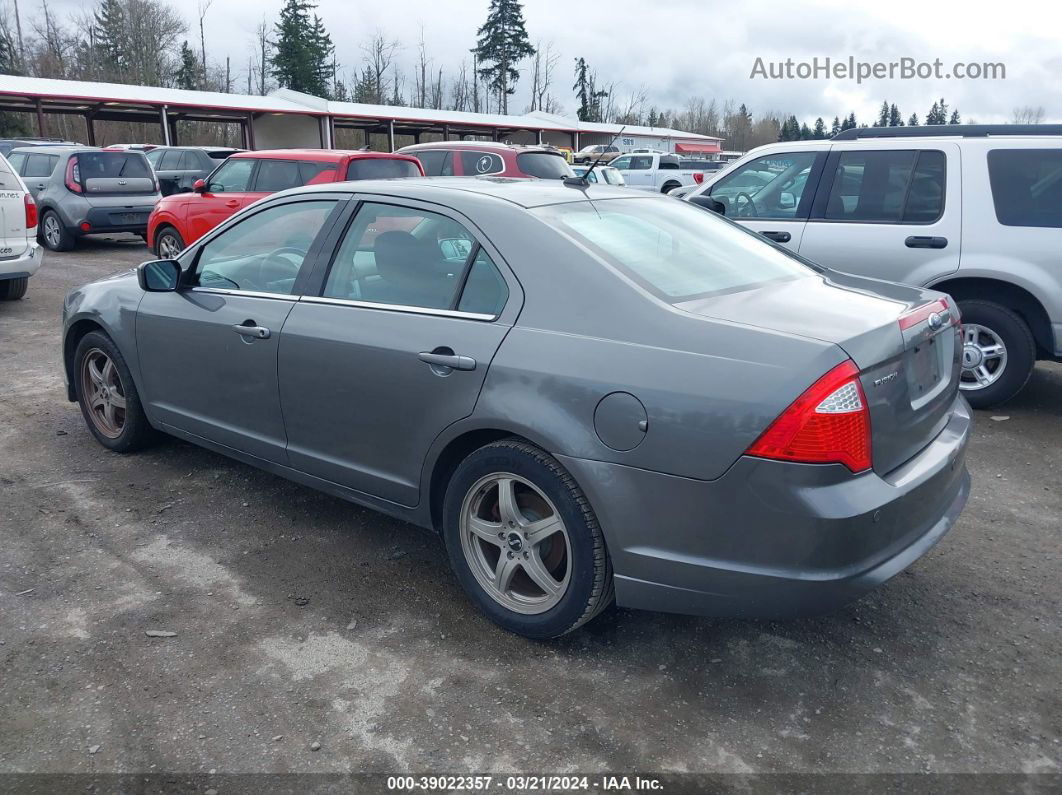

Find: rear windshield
<box><xmin>345</xmin><ymin>158</ymin><xmax>422</xmax><ymax>180</ymax></box>
<box><xmin>78</xmin><ymin>152</ymin><xmax>152</xmax><ymax>180</ymax></box>
<box><xmin>517</xmin><ymin>152</ymin><xmax>572</xmax><ymax>179</ymax></box>
<box><xmin>534</xmin><ymin>198</ymin><xmax>813</xmax><ymax>302</ymax></box>
<box><xmin>987</xmin><ymin>149</ymin><xmax>1062</xmax><ymax>228</ymax></box>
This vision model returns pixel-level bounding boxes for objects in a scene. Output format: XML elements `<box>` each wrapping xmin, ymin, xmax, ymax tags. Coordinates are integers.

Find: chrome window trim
<box><xmin>300</xmin><ymin>294</ymin><xmax>497</xmax><ymax>322</ymax></box>
<box><xmin>189</xmin><ymin>287</ymin><xmax>299</xmax><ymax>302</ymax></box>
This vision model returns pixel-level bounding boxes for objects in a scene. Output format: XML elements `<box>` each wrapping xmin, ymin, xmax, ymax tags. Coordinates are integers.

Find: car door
<box><xmin>186</xmin><ymin>157</ymin><xmax>259</xmax><ymax>243</ymax></box>
<box><xmin>135</xmin><ymin>196</ymin><xmax>345</xmax><ymax>463</ymax></box>
<box><xmin>702</xmin><ymin>148</ymin><xmax>827</xmax><ymax>251</ymax></box>
<box><xmin>278</xmin><ymin>198</ymin><xmax>521</xmax><ymax>506</ymax></box>
<box><xmin>797</xmin><ymin>143</ymin><xmax>960</xmax><ymax>285</ymax></box>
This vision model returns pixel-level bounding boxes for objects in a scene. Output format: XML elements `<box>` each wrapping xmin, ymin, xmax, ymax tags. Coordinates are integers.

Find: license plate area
<box><xmin>906</xmin><ymin>330</ymin><xmax>951</xmax><ymax>409</ymax></box>
<box><xmin>110</xmin><ymin>212</ymin><xmax>147</xmax><ymax>225</ymax></box>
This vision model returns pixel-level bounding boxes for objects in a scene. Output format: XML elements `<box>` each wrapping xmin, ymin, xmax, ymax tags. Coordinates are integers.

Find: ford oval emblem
<box><xmin>927</xmin><ymin>312</ymin><xmax>943</xmax><ymax>330</ymax></box>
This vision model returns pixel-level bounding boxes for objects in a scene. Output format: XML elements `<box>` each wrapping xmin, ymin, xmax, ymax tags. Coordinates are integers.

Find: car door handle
<box><xmin>418</xmin><ymin>351</ymin><xmax>476</xmax><ymax>371</ymax></box>
<box><xmin>232</xmin><ymin>323</ymin><xmax>270</xmax><ymax>339</ymax></box>
<box><xmin>225</xmin><ymin>200</ymin><xmax>239</xmax><ymax>208</ymax></box>
<box><xmin>761</xmin><ymin>230</ymin><xmax>792</xmax><ymax>243</ymax></box>
<box><xmin>905</xmin><ymin>236</ymin><xmax>948</xmax><ymax>249</ymax></box>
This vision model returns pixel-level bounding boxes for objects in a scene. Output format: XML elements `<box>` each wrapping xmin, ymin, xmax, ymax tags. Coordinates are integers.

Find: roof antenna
<box><xmin>564</xmin><ymin>125</ymin><xmax>626</xmax><ymax>188</ymax></box>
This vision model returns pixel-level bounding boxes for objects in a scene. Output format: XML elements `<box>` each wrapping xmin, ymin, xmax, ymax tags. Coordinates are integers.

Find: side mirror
<box><xmin>137</xmin><ymin>259</ymin><xmax>182</xmax><ymax>292</ymax></box>
<box><xmin>192</xmin><ymin>178</ymin><xmax>206</xmax><ymax>193</ymax></box>
<box><xmin>779</xmin><ymin>191</ymin><xmax>796</xmax><ymax>209</ymax></box>
<box><xmin>689</xmin><ymin>195</ymin><xmax>726</xmax><ymax>215</ymax></box>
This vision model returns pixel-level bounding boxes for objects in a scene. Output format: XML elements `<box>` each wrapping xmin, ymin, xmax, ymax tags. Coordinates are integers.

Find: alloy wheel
<box><xmin>80</xmin><ymin>348</ymin><xmax>127</xmax><ymax>438</ymax></box>
<box><xmin>158</xmin><ymin>233</ymin><xmax>182</xmax><ymax>259</ymax></box>
<box><xmin>459</xmin><ymin>473</ymin><xmax>571</xmax><ymax>615</ymax></box>
<box><xmin>959</xmin><ymin>323</ymin><xmax>1008</xmax><ymax>391</ymax></box>
<box><xmin>43</xmin><ymin>214</ymin><xmax>61</xmax><ymax>248</ymax></box>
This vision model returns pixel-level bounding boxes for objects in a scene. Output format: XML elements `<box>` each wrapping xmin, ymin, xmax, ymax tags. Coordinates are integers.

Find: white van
<box><xmin>0</xmin><ymin>153</ymin><xmax>42</xmax><ymax>300</ymax></box>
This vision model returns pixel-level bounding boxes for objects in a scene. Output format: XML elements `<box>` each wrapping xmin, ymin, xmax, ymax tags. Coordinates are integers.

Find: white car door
<box><xmin>797</xmin><ymin>141</ymin><xmax>961</xmax><ymax>286</ymax></box>
<box><xmin>0</xmin><ymin>155</ymin><xmax>30</xmax><ymax>259</ymax></box>
<box><xmin>698</xmin><ymin>147</ymin><xmax>828</xmax><ymax>251</ymax></box>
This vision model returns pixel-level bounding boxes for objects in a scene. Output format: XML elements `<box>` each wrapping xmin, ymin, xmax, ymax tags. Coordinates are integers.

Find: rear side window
<box><xmin>299</xmin><ymin>161</ymin><xmax>337</xmax><ymax>185</ymax></box>
<box><xmin>23</xmin><ymin>154</ymin><xmax>57</xmax><ymax>178</ymax></box>
<box><xmin>177</xmin><ymin>151</ymin><xmax>197</xmax><ymax>170</ymax></box>
<box><xmin>415</xmin><ymin>150</ymin><xmax>454</xmax><ymax>176</ymax></box>
<box><xmin>346</xmin><ymin>158</ymin><xmax>423</xmax><ymax>180</ymax></box>
<box><xmin>987</xmin><ymin>149</ymin><xmax>1062</xmax><ymax>228</ymax></box>
<box><xmin>254</xmin><ymin>160</ymin><xmax>302</xmax><ymax>192</ymax></box>
<box><xmin>516</xmin><ymin>152</ymin><xmax>571</xmax><ymax>179</ymax></box>
<box><xmin>8</xmin><ymin>152</ymin><xmax>27</xmax><ymax>173</ymax></box>
<box><xmin>460</xmin><ymin>151</ymin><xmax>504</xmax><ymax>176</ymax></box>
<box><xmin>78</xmin><ymin>152</ymin><xmax>152</xmax><ymax>180</ymax></box>
<box><xmin>457</xmin><ymin>248</ymin><xmax>509</xmax><ymax>315</ymax></box>
<box><xmin>145</xmin><ymin>149</ymin><xmax>165</xmax><ymax>167</ymax></box>
<box><xmin>822</xmin><ymin>150</ymin><xmax>944</xmax><ymax>224</ymax></box>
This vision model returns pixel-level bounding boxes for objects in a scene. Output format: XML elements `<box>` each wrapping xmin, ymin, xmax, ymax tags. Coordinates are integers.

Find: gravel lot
<box><xmin>1</xmin><ymin>239</ymin><xmax>1059</xmax><ymax>780</ymax></box>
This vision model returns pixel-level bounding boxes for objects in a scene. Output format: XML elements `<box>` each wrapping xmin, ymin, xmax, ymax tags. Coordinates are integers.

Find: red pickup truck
<box><xmin>147</xmin><ymin>149</ymin><xmax>424</xmax><ymax>257</ymax></box>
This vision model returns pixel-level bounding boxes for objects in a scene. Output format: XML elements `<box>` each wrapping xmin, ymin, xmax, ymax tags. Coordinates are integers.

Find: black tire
<box><xmin>0</xmin><ymin>276</ymin><xmax>28</xmax><ymax>300</ymax></box>
<box><xmin>442</xmin><ymin>439</ymin><xmax>614</xmax><ymax>639</ymax></box>
<box><xmin>154</xmin><ymin>226</ymin><xmax>185</xmax><ymax>258</ymax></box>
<box><xmin>661</xmin><ymin>181</ymin><xmax>681</xmax><ymax>194</ymax></box>
<box><xmin>40</xmin><ymin>210</ymin><xmax>74</xmax><ymax>252</ymax></box>
<box><xmin>73</xmin><ymin>331</ymin><xmax>156</xmax><ymax>452</ymax></box>
<box><xmin>957</xmin><ymin>299</ymin><xmax>1036</xmax><ymax>409</ymax></box>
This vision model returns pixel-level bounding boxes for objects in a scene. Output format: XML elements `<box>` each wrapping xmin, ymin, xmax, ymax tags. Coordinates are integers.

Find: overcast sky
<box><xmin>45</xmin><ymin>0</ymin><xmax>1062</xmax><ymax>123</ymax></box>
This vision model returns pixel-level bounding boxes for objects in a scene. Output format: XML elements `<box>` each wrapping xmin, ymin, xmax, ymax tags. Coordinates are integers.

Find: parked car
<box><xmin>103</xmin><ymin>144</ymin><xmax>159</xmax><ymax>152</ymax></box>
<box><xmin>0</xmin><ymin>138</ymin><xmax>80</xmax><ymax>157</ymax></box>
<box><xmin>397</xmin><ymin>141</ymin><xmax>573</xmax><ymax>180</ymax></box>
<box><xmin>568</xmin><ymin>164</ymin><xmax>625</xmax><ymax>186</ymax></box>
<box><xmin>145</xmin><ymin>146</ymin><xmax>243</xmax><ymax>196</ymax></box>
<box><xmin>0</xmin><ymin>153</ymin><xmax>42</xmax><ymax>300</ymax></box>
<box><xmin>666</xmin><ymin>182</ymin><xmax>699</xmax><ymax>198</ymax></box>
<box><xmin>683</xmin><ymin>124</ymin><xmax>1062</xmax><ymax>407</ymax></box>
<box><xmin>63</xmin><ymin>178</ymin><xmax>970</xmax><ymax>638</ymax></box>
<box><xmin>146</xmin><ymin>148</ymin><xmax>424</xmax><ymax>257</ymax></box>
<box><xmin>610</xmin><ymin>152</ymin><xmax>705</xmax><ymax>194</ymax></box>
<box><xmin>7</xmin><ymin>146</ymin><xmax>160</xmax><ymax>251</ymax></box>
<box><xmin>679</xmin><ymin>158</ymin><xmax>727</xmax><ymax>173</ymax></box>
<box><xmin>572</xmin><ymin>144</ymin><xmax>622</xmax><ymax>164</ymax></box>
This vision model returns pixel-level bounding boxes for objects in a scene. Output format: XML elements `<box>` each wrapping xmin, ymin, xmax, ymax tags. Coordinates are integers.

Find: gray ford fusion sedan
<box><xmin>62</xmin><ymin>177</ymin><xmax>971</xmax><ymax>638</ymax></box>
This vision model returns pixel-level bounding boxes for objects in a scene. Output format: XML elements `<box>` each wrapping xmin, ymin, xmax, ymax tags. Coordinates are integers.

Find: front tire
<box><xmin>73</xmin><ymin>331</ymin><xmax>156</xmax><ymax>452</ymax></box>
<box><xmin>442</xmin><ymin>439</ymin><xmax>614</xmax><ymax>639</ymax></box>
<box><xmin>957</xmin><ymin>299</ymin><xmax>1036</xmax><ymax>409</ymax></box>
<box><xmin>0</xmin><ymin>276</ymin><xmax>28</xmax><ymax>300</ymax></box>
<box><xmin>40</xmin><ymin>210</ymin><xmax>74</xmax><ymax>252</ymax></box>
<box><xmin>154</xmin><ymin>227</ymin><xmax>185</xmax><ymax>259</ymax></box>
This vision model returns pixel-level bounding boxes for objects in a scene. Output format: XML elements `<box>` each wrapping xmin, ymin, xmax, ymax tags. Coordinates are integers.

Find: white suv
<box><xmin>684</xmin><ymin>125</ymin><xmax>1062</xmax><ymax>408</ymax></box>
<box><xmin>0</xmin><ymin>153</ymin><xmax>42</xmax><ymax>300</ymax></box>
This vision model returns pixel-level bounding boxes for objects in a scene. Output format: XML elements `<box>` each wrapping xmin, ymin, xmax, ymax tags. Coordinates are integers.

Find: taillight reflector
<box><xmin>24</xmin><ymin>193</ymin><xmax>37</xmax><ymax>229</ymax></box>
<box><xmin>746</xmin><ymin>360</ymin><xmax>872</xmax><ymax>473</ymax></box>
<box><xmin>65</xmin><ymin>155</ymin><xmax>83</xmax><ymax>193</ymax></box>
<box><xmin>693</xmin><ymin>172</ymin><xmax>705</xmax><ymax>184</ymax></box>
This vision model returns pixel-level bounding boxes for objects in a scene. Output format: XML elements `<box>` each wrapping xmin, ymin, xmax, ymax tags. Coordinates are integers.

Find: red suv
<box><xmin>147</xmin><ymin>149</ymin><xmax>424</xmax><ymax>257</ymax></box>
<box><xmin>396</xmin><ymin>141</ymin><xmax>573</xmax><ymax>180</ymax></box>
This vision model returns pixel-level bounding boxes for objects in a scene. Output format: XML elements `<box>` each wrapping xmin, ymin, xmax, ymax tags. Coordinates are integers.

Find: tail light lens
<box><xmin>65</xmin><ymin>155</ymin><xmax>82</xmax><ymax>193</ymax></box>
<box><xmin>898</xmin><ymin>298</ymin><xmax>958</xmax><ymax>331</ymax></box>
<box><xmin>746</xmin><ymin>360</ymin><xmax>872</xmax><ymax>473</ymax></box>
<box><xmin>24</xmin><ymin>193</ymin><xmax>37</xmax><ymax>229</ymax></box>
<box><xmin>693</xmin><ymin>172</ymin><xmax>705</xmax><ymax>184</ymax></box>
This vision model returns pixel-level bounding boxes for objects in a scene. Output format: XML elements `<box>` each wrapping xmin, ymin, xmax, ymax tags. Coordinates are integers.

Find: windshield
<box><xmin>517</xmin><ymin>152</ymin><xmax>573</xmax><ymax>179</ymax></box>
<box><xmin>345</xmin><ymin>158</ymin><xmax>422</xmax><ymax>180</ymax></box>
<box><xmin>534</xmin><ymin>198</ymin><xmax>814</xmax><ymax>302</ymax></box>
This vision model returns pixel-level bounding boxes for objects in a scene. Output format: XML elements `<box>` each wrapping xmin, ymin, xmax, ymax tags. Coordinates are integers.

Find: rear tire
<box><xmin>442</xmin><ymin>439</ymin><xmax>614</xmax><ymax>639</ymax></box>
<box><xmin>40</xmin><ymin>210</ymin><xmax>74</xmax><ymax>252</ymax></box>
<box><xmin>154</xmin><ymin>227</ymin><xmax>185</xmax><ymax>259</ymax></box>
<box><xmin>73</xmin><ymin>331</ymin><xmax>156</xmax><ymax>452</ymax></box>
<box><xmin>661</xmin><ymin>181</ymin><xmax>681</xmax><ymax>194</ymax></box>
<box><xmin>0</xmin><ymin>276</ymin><xmax>28</xmax><ymax>300</ymax></box>
<box><xmin>957</xmin><ymin>299</ymin><xmax>1036</xmax><ymax>409</ymax></box>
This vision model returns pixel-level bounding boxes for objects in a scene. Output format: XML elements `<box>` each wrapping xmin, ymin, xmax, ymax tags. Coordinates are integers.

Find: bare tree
<box><xmin>413</xmin><ymin>24</ymin><xmax>428</xmax><ymax>108</ymax></box>
<box><xmin>612</xmin><ymin>84</ymin><xmax>648</xmax><ymax>125</ymax></box>
<box><xmin>1012</xmin><ymin>105</ymin><xmax>1046</xmax><ymax>124</ymax></box>
<box><xmin>526</xmin><ymin>39</ymin><xmax>560</xmax><ymax>114</ymax></box>
<box><xmin>449</xmin><ymin>59</ymin><xmax>471</xmax><ymax>112</ymax></box>
<box><xmin>249</xmin><ymin>16</ymin><xmax>272</xmax><ymax>95</ymax></box>
<box><xmin>196</xmin><ymin>0</ymin><xmax>212</xmax><ymax>89</ymax></box>
<box><xmin>360</xmin><ymin>31</ymin><xmax>400</xmax><ymax>105</ymax></box>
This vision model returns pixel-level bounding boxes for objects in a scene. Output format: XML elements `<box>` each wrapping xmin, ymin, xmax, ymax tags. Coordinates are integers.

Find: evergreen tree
<box><xmin>874</xmin><ymin>100</ymin><xmax>889</xmax><ymax>127</ymax></box>
<box><xmin>830</xmin><ymin>116</ymin><xmax>841</xmax><ymax>137</ymax></box>
<box><xmin>888</xmin><ymin>103</ymin><xmax>903</xmax><ymax>126</ymax></box>
<box><xmin>812</xmin><ymin>117</ymin><xmax>826</xmax><ymax>139</ymax></box>
<box><xmin>647</xmin><ymin>107</ymin><xmax>658</xmax><ymax>127</ymax></box>
<box><xmin>799</xmin><ymin>122</ymin><xmax>812</xmax><ymax>140</ymax></box>
<box><xmin>473</xmin><ymin>0</ymin><xmax>535</xmax><ymax>115</ymax></box>
<box><xmin>839</xmin><ymin>112</ymin><xmax>857</xmax><ymax>131</ymax></box>
<box><xmin>926</xmin><ymin>98</ymin><xmax>948</xmax><ymax>124</ymax></box>
<box><xmin>271</xmin><ymin>0</ymin><xmax>334</xmax><ymax>96</ymax></box>
<box><xmin>572</xmin><ymin>57</ymin><xmax>607</xmax><ymax>122</ymax></box>
<box><xmin>909</xmin><ymin>113</ymin><xmax>919</xmax><ymax>126</ymax></box>
<box><xmin>948</xmin><ymin>109</ymin><xmax>961</xmax><ymax>124</ymax></box>
<box><xmin>175</xmin><ymin>41</ymin><xmax>200</xmax><ymax>90</ymax></box>
<box><xmin>92</xmin><ymin>0</ymin><xmax>126</xmax><ymax>77</ymax></box>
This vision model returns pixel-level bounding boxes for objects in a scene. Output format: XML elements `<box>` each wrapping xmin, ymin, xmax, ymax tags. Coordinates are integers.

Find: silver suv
<box><xmin>684</xmin><ymin>125</ymin><xmax>1062</xmax><ymax>407</ymax></box>
<box><xmin>7</xmin><ymin>146</ymin><xmax>160</xmax><ymax>251</ymax></box>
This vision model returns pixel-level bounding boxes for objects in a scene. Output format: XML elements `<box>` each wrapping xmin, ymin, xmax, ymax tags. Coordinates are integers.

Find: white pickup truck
<box><xmin>608</xmin><ymin>152</ymin><xmax>703</xmax><ymax>193</ymax></box>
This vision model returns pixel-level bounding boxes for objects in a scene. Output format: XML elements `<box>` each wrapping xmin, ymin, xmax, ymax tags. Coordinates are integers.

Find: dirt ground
<box><xmin>1</xmin><ymin>238</ymin><xmax>1059</xmax><ymax>782</ymax></box>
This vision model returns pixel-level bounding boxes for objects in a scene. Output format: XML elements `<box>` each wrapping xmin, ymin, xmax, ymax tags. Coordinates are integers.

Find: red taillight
<box><xmin>24</xmin><ymin>193</ymin><xmax>37</xmax><ymax>229</ymax></box>
<box><xmin>65</xmin><ymin>155</ymin><xmax>83</xmax><ymax>193</ymax></box>
<box><xmin>693</xmin><ymin>172</ymin><xmax>705</xmax><ymax>184</ymax></box>
<box><xmin>746</xmin><ymin>360</ymin><xmax>872</xmax><ymax>473</ymax></box>
<box><xmin>898</xmin><ymin>298</ymin><xmax>951</xmax><ymax>331</ymax></box>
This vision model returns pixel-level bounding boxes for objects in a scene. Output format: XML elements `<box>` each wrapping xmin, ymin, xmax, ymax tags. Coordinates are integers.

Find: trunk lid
<box><xmin>76</xmin><ymin>151</ymin><xmax>157</xmax><ymax>196</ymax></box>
<box><xmin>0</xmin><ymin>157</ymin><xmax>29</xmax><ymax>257</ymax></box>
<box><xmin>676</xmin><ymin>270</ymin><xmax>961</xmax><ymax>475</ymax></box>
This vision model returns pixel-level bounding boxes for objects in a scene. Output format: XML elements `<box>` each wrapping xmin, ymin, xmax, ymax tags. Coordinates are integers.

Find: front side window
<box><xmin>611</xmin><ymin>155</ymin><xmax>632</xmax><ymax>170</ymax></box>
<box><xmin>194</xmin><ymin>200</ymin><xmax>336</xmax><ymax>295</ymax></box>
<box><xmin>323</xmin><ymin>202</ymin><xmax>498</xmax><ymax>312</ymax></box>
<box><xmin>460</xmin><ymin>151</ymin><xmax>505</xmax><ymax>176</ymax></box>
<box><xmin>822</xmin><ymin>150</ymin><xmax>945</xmax><ymax>224</ymax></box>
<box><xmin>987</xmin><ymin>149</ymin><xmax>1062</xmax><ymax>228</ymax></box>
<box><xmin>207</xmin><ymin>158</ymin><xmax>255</xmax><ymax>192</ymax></box>
<box><xmin>254</xmin><ymin>160</ymin><xmax>302</xmax><ymax>192</ymax></box>
<box><xmin>629</xmin><ymin>156</ymin><xmax>653</xmax><ymax>171</ymax></box>
<box><xmin>159</xmin><ymin>150</ymin><xmax>182</xmax><ymax>170</ymax></box>
<box><xmin>415</xmin><ymin>150</ymin><xmax>454</xmax><ymax>176</ymax></box>
<box><xmin>709</xmin><ymin>151</ymin><xmax>817</xmax><ymax>219</ymax></box>
<box><xmin>535</xmin><ymin>197</ymin><xmax>813</xmax><ymax>302</ymax></box>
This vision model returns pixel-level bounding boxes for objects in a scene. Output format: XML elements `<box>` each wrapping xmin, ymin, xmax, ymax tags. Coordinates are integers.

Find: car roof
<box><xmin>230</xmin><ymin>148</ymin><xmax>418</xmax><ymax>162</ymax></box>
<box><xmin>398</xmin><ymin>141</ymin><xmax>561</xmax><ymax>154</ymax></box>
<box><xmin>273</xmin><ymin>175</ymin><xmax>658</xmax><ymax>210</ymax></box>
<box><xmin>8</xmin><ymin>145</ymin><xmax>107</xmax><ymax>155</ymax></box>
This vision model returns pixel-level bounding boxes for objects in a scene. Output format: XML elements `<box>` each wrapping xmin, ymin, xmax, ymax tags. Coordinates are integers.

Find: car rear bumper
<box><xmin>557</xmin><ymin>395</ymin><xmax>971</xmax><ymax>619</ymax></box>
<box><xmin>78</xmin><ymin>205</ymin><xmax>155</xmax><ymax>235</ymax></box>
<box><xmin>0</xmin><ymin>243</ymin><xmax>43</xmax><ymax>279</ymax></box>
